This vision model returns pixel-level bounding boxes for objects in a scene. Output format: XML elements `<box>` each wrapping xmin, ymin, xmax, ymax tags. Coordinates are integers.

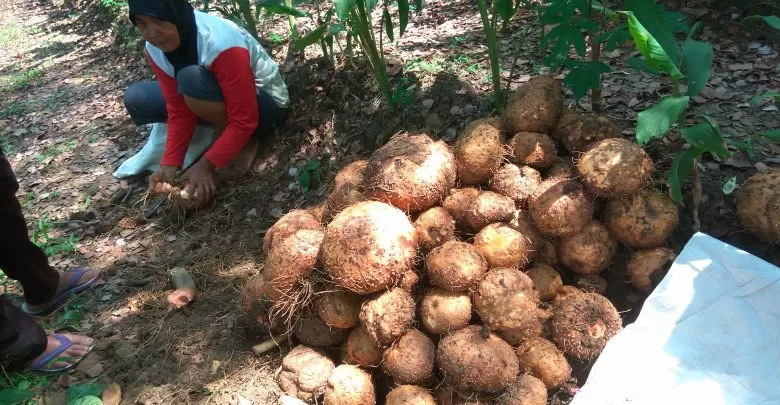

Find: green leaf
<box><xmin>325</xmin><ymin>34</ymin><xmax>334</xmax><ymax>54</ymax></box>
<box><xmin>256</xmin><ymin>0</ymin><xmax>308</xmax><ymax>16</ymax></box>
<box><xmin>625</xmin><ymin>0</ymin><xmax>681</xmax><ymax>61</ymax></box>
<box><xmin>365</xmin><ymin>0</ymin><xmax>379</xmax><ymax>11</ymax></box>
<box><xmin>680</xmin><ymin>118</ymin><xmax>729</xmax><ymax>159</ymax></box>
<box><xmin>625</xmin><ymin>10</ymin><xmax>681</xmax><ymax>77</ymax></box>
<box><xmin>334</xmin><ymin>0</ymin><xmax>356</xmax><ymax>21</ymax></box>
<box><xmin>700</xmin><ymin>116</ymin><xmax>730</xmax><ymax>158</ymax></box>
<box><xmin>564</xmin><ymin>60</ymin><xmax>611</xmax><ymax>102</ymax></box>
<box><xmin>255</xmin><ymin>0</ymin><xmax>281</xmax><ymax>6</ymax></box>
<box><xmin>60</xmin><ymin>310</ymin><xmax>84</xmax><ymax>321</ymax></box>
<box><xmin>414</xmin><ymin>0</ymin><xmax>423</xmax><ymax>13</ymax></box>
<box><xmin>750</xmin><ymin>91</ymin><xmax>780</xmax><ymax>106</ymax></box>
<box><xmin>398</xmin><ymin>0</ymin><xmax>409</xmax><ymax>35</ymax></box>
<box><xmin>722</xmin><ymin>176</ymin><xmax>737</xmax><ymax>195</ymax></box>
<box><xmin>761</xmin><ymin>15</ymin><xmax>780</xmax><ymax>30</ymax></box>
<box><xmin>383</xmin><ymin>8</ymin><xmax>394</xmax><ymax>42</ymax></box>
<box><xmin>543</xmin><ymin>41</ymin><xmax>570</xmax><ymax>69</ymax></box>
<box><xmin>0</xmin><ymin>389</ymin><xmax>35</xmax><ymax>404</ymax></box>
<box><xmin>324</xmin><ymin>6</ymin><xmax>336</xmax><ymax>20</ymax></box>
<box><xmin>68</xmin><ymin>395</ymin><xmax>103</xmax><ymax>405</ymax></box>
<box><xmin>668</xmin><ymin>150</ymin><xmax>695</xmax><ymax>205</ymax></box>
<box><xmin>592</xmin><ymin>0</ymin><xmax>619</xmax><ymax>22</ymax></box>
<box><xmin>295</xmin><ymin>24</ymin><xmax>327</xmax><ymax>50</ymax></box>
<box><xmin>297</xmin><ymin>170</ymin><xmax>311</xmax><ymax>192</ymax></box>
<box><xmin>628</xmin><ymin>56</ymin><xmax>661</xmax><ymax>75</ymax></box>
<box><xmin>539</xmin><ymin>12</ymin><xmax>565</xmax><ymax>25</ymax></box>
<box><xmin>758</xmin><ymin>129</ymin><xmax>780</xmax><ymax>143</ymax></box>
<box><xmin>495</xmin><ymin>0</ymin><xmax>513</xmax><ymax>21</ymax></box>
<box><xmin>68</xmin><ymin>384</ymin><xmax>103</xmax><ymax>402</ymax></box>
<box><xmin>540</xmin><ymin>23</ymin><xmax>566</xmax><ymax>49</ymax></box>
<box><xmin>598</xmin><ymin>24</ymin><xmax>630</xmax><ymax>52</ymax></box>
<box><xmin>727</xmin><ymin>138</ymin><xmax>755</xmax><ymax>161</ymax></box>
<box><xmin>660</xmin><ymin>7</ymin><xmax>690</xmax><ymax>33</ymax></box>
<box><xmin>571</xmin><ymin>25</ymin><xmax>587</xmax><ymax>57</ymax></box>
<box><xmin>263</xmin><ymin>4</ymin><xmax>307</xmax><ymax>17</ymax></box>
<box><xmin>541</xmin><ymin>21</ymin><xmax>588</xmax><ymax>61</ymax></box>
<box><xmin>636</xmin><ymin>96</ymin><xmax>690</xmax><ymax>145</ymax></box>
<box><xmin>681</xmin><ymin>39</ymin><xmax>713</xmax><ymax>97</ymax></box>
<box><xmin>575</xmin><ymin>18</ymin><xmax>599</xmax><ymax>32</ymax></box>
<box><xmin>544</xmin><ymin>0</ymin><xmax>587</xmax><ymax>19</ymax></box>
<box><xmin>326</xmin><ymin>23</ymin><xmax>347</xmax><ymax>37</ymax></box>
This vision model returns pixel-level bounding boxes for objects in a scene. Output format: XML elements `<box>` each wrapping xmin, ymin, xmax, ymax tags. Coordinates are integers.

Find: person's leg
<box><xmin>0</xmin><ymin>153</ymin><xmax>58</xmax><ymax>305</ymax></box>
<box><xmin>0</xmin><ymin>295</ymin><xmax>47</xmax><ymax>369</ymax></box>
<box><xmin>0</xmin><ymin>295</ymin><xmax>95</xmax><ymax>371</ymax></box>
<box><xmin>0</xmin><ymin>153</ymin><xmax>101</xmax><ymax>314</ymax></box>
<box><xmin>176</xmin><ymin>65</ymin><xmax>253</xmax><ymax>173</ymax></box>
<box><xmin>253</xmin><ymin>90</ymin><xmax>289</xmax><ymax>139</ymax></box>
<box><xmin>175</xmin><ymin>65</ymin><xmax>228</xmax><ymax>129</ymax></box>
<box><xmin>123</xmin><ymin>81</ymin><xmax>169</xmax><ymax>126</ymax></box>
<box><xmin>224</xmin><ymin>91</ymin><xmax>288</xmax><ymax>174</ymax></box>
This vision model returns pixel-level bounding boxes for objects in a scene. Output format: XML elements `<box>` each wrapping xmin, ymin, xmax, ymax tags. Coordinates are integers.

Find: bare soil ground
<box><xmin>0</xmin><ymin>0</ymin><xmax>777</xmax><ymax>403</ymax></box>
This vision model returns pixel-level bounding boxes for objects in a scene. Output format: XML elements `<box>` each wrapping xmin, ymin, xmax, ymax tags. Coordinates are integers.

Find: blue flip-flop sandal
<box><xmin>28</xmin><ymin>334</ymin><xmax>95</xmax><ymax>373</ymax></box>
<box><xmin>21</xmin><ymin>268</ymin><xmax>99</xmax><ymax>316</ymax></box>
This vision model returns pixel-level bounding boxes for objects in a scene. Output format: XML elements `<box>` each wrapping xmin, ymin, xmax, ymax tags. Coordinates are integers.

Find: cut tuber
<box><xmin>168</xmin><ymin>267</ymin><xmax>198</xmax><ymax>309</ymax></box>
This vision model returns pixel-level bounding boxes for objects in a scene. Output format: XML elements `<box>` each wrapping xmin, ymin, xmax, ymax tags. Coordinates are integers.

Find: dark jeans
<box><xmin>123</xmin><ymin>65</ymin><xmax>288</xmax><ymax>138</ymax></box>
<box><xmin>0</xmin><ymin>151</ymin><xmax>55</xmax><ymax>369</ymax></box>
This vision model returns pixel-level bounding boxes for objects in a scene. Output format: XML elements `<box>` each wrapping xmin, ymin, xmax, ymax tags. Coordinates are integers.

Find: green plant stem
<box><xmin>352</xmin><ymin>2</ymin><xmax>393</xmax><ymax>106</ymax></box>
<box><xmin>335</xmin><ymin>34</ymin><xmax>355</xmax><ymax>68</ymax></box>
<box><xmin>358</xmin><ymin>0</ymin><xmax>376</xmax><ymax>45</ymax></box>
<box><xmin>690</xmin><ymin>157</ymin><xmax>701</xmax><ymax>231</ymax></box>
<box><xmin>320</xmin><ymin>38</ymin><xmax>330</xmax><ymax>63</ymax></box>
<box><xmin>672</xmin><ymin>76</ymin><xmax>701</xmax><ymax>231</ymax></box>
<box><xmin>477</xmin><ymin>0</ymin><xmax>505</xmax><ymax>114</ymax></box>
<box><xmin>285</xmin><ymin>0</ymin><xmax>299</xmax><ymax>40</ymax></box>
<box><xmin>588</xmin><ymin>0</ymin><xmax>603</xmax><ymax>113</ymax></box>
<box><xmin>671</xmin><ymin>77</ymin><xmax>685</xmax><ymax>128</ymax></box>
<box><xmin>504</xmin><ymin>26</ymin><xmax>528</xmax><ymax>99</ymax></box>
<box><xmin>346</xmin><ymin>33</ymin><xmax>355</xmax><ymax>66</ymax></box>
<box><xmin>685</xmin><ymin>21</ymin><xmax>702</xmax><ymax>43</ymax></box>
<box><xmin>537</xmin><ymin>8</ymin><xmax>545</xmax><ymax>58</ymax></box>
<box><xmin>314</xmin><ymin>0</ymin><xmax>327</xmax><ymax>62</ymax></box>
<box><xmin>237</xmin><ymin>0</ymin><xmax>259</xmax><ymax>40</ymax></box>
<box><xmin>379</xmin><ymin>8</ymin><xmax>385</xmax><ymax>56</ymax></box>
<box><xmin>504</xmin><ymin>44</ymin><xmax>521</xmax><ymax>99</ymax></box>
<box><xmin>490</xmin><ymin>6</ymin><xmax>499</xmax><ymax>32</ymax></box>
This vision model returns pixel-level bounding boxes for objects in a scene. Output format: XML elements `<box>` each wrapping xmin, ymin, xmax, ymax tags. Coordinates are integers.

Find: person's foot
<box><xmin>28</xmin><ymin>333</ymin><xmax>95</xmax><ymax>372</ymax></box>
<box><xmin>223</xmin><ymin>137</ymin><xmax>260</xmax><ymax>177</ymax></box>
<box><xmin>22</xmin><ymin>268</ymin><xmax>102</xmax><ymax>315</ymax></box>
<box><xmin>56</xmin><ymin>268</ymin><xmax>102</xmax><ymax>292</ymax></box>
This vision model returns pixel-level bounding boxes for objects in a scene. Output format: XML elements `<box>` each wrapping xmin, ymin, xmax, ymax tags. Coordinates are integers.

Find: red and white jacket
<box><xmin>145</xmin><ymin>10</ymin><xmax>289</xmax><ymax>168</ymax></box>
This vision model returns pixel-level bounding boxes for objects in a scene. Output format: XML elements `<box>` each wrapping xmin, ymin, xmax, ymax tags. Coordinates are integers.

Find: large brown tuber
<box><xmin>735</xmin><ymin>169</ymin><xmax>780</xmax><ymax>243</ymax></box>
<box><xmin>436</xmin><ymin>325</ymin><xmax>519</xmax><ymax>392</ymax></box>
<box><xmin>359</xmin><ymin>288</ymin><xmax>416</xmax><ymax>346</ymax></box>
<box><xmin>454</xmin><ymin>117</ymin><xmax>506</xmax><ymax>185</ymax></box>
<box><xmin>363</xmin><ymin>132</ymin><xmax>456</xmax><ymax>213</ymax></box>
<box><xmin>322</xmin><ymin>201</ymin><xmax>417</xmax><ymax>294</ymax></box>
<box><xmin>278</xmin><ymin>345</ymin><xmax>336</xmax><ymax>403</ymax></box>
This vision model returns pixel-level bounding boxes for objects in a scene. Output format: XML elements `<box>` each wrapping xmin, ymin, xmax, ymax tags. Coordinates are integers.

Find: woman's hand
<box><xmin>149</xmin><ymin>165</ymin><xmax>178</xmax><ymax>195</ymax></box>
<box><xmin>182</xmin><ymin>158</ymin><xmax>216</xmax><ymax>203</ymax></box>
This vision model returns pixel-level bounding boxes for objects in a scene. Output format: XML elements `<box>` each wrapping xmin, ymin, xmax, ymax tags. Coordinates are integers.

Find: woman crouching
<box><xmin>123</xmin><ymin>0</ymin><xmax>289</xmax><ymax>204</ymax></box>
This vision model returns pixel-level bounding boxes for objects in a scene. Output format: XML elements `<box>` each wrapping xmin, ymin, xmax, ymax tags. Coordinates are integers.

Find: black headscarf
<box><xmin>128</xmin><ymin>0</ymin><xmax>198</xmax><ymax>76</ymax></box>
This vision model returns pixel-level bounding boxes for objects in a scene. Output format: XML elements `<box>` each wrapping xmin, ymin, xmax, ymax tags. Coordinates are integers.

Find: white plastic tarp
<box><xmin>571</xmin><ymin>232</ymin><xmax>780</xmax><ymax>405</ymax></box>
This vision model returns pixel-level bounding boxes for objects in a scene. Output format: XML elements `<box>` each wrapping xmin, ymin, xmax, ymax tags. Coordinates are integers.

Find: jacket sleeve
<box><xmin>203</xmin><ymin>47</ymin><xmax>259</xmax><ymax>168</ymax></box>
<box><xmin>147</xmin><ymin>53</ymin><xmax>199</xmax><ymax>168</ymax></box>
